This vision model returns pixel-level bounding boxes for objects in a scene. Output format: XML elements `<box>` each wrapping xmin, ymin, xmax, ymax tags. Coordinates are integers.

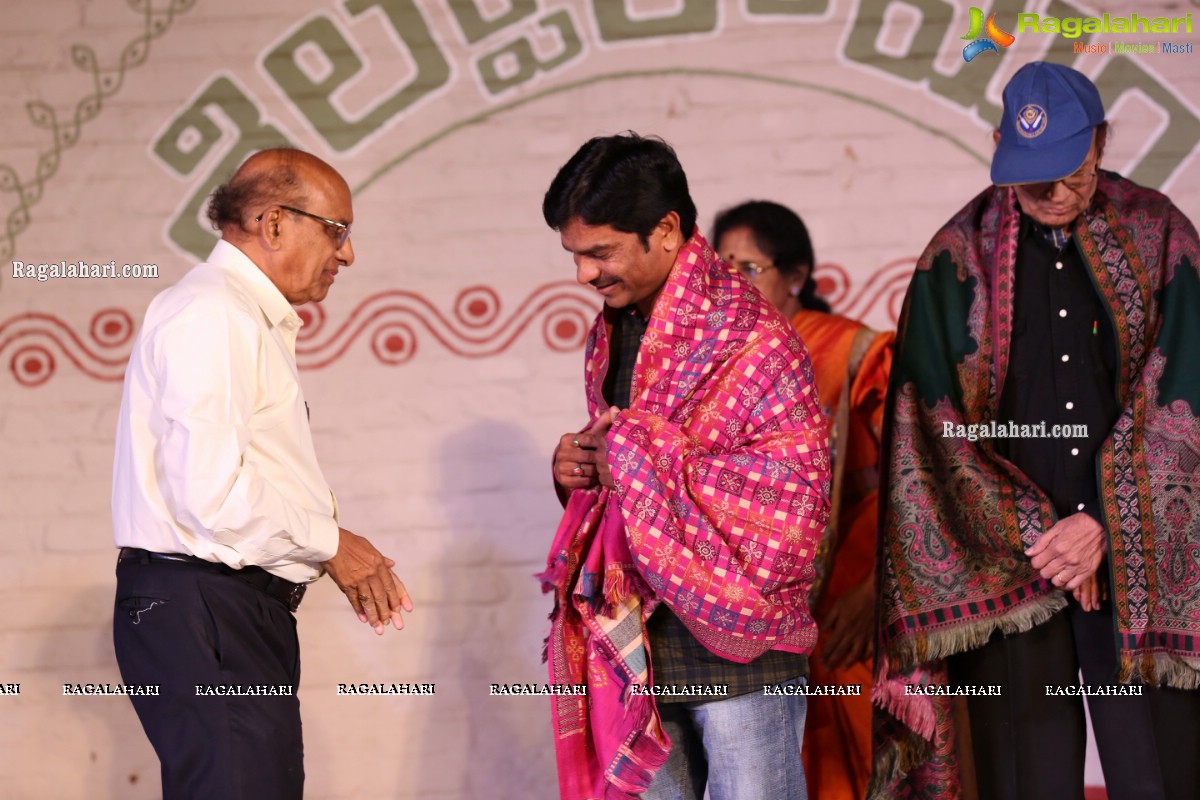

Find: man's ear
<box><xmin>257</xmin><ymin>207</ymin><xmax>285</xmax><ymax>251</ymax></box>
<box><xmin>656</xmin><ymin>211</ymin><xmax>682</xmax><ymax>251</ymax></box>
<box><xmin>993</xmin><ymin>129</ymin><xmax>1002</xmax><ymax>147</ymax></box>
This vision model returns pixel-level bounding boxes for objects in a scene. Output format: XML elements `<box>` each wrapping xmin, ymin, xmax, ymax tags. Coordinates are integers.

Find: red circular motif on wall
<box><xmin>370</xmin><ymin>323</ymin><xmax>416</xmax><ymax>365</ymax></box>
<box><xmin>543</xmin><ymin>309</ymin><xmax>589</xmax><ymax>352</ymax></box>
<box><xmin>454</xmin><ymin>286</ymin><xmax>500</xmax><ymax>328</ymax></box>
<box><xmin>11</xmin><ymin>345</ymin><xmax>56</xmax><ymax>387</ymax></box>
<box><xmin>89</xmin><ymin>309</ymin><xmax>134</xmax><ymax>348</ymax></box>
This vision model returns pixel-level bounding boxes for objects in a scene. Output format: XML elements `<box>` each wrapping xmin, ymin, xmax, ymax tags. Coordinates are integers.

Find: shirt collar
<box><xmin>1021</xmin><ymin>214</ymin><xmax>1073</xmax><ymax>252</ymax></box>
<box><xmin>207</xmin><ymin>239</ymin><xmax>300</xmax><ymax>330</ymax></box>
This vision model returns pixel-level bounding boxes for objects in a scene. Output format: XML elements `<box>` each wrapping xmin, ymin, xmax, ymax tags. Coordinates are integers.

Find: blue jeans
<box><xmin>643</xmin><ymin>676</ymin><xmax>808</xmax><ymax>800</ymax></box>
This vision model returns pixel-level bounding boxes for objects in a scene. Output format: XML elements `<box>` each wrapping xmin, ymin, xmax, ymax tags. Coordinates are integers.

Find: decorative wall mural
<box><xmin>292</xmin><ymin>282</ymin><xmax>600</xmax><ymax>368</ymax></box>
<box><xmin>0</xmin><ymin>0</ymin><xmax>196</xmax><ymax>270</ymax></box>
<box><xmin>0</xmin><ymin>268</ymin><xmax>913</xmax><ymax>386</ymax></box>
<box><xmin>814</xmin><ymin>259</ymin><xmax>915</xmax><ymax>329</ymax></box>
<box><xmin>6</xmin><ymin>1</ymin><xmax>1197</xmax><ymax>390</ymax></box>
<box><xmin>2</xmin><ymin>308</ymin><xmax>134</xmax><ymax>386</ymax></box>
<box><xmin>1</xmin><ymin>281</ymin><xmax>604</xmax><ymax>385</ymax></box>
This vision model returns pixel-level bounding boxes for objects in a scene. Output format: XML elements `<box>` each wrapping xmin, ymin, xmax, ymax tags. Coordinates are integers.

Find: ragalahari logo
<box><xmin>962</xmin><ymin>7</ymin><xmax>1016</xmax><ymax>62</ymax></box>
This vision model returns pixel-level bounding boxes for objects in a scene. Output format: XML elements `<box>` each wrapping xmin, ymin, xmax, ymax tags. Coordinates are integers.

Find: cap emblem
<box><xmin>1016</xmin><ymin>104</ymin><xmax>1048</xmax><ymax>138</ymax></box>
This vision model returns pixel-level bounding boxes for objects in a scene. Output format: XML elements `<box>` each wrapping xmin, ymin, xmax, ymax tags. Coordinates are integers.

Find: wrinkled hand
<box><xmin>323</xmin><ymin>527</ymin><xmax>413</xmax><ymax>635</ymax></box>
<box><xmin>1025</xmin><ymin>512</ymin><xmax>1106</xmax><ymax>593</ymax></box>
<box><xmin>818</xmin><ymin>578</ymin><xmax>875</xmax><ymax>671</ymax></box>
<box><xmin>552</xmin><ymin>407</ymin><xmax>619</xmax><ymax>491</ymax></box>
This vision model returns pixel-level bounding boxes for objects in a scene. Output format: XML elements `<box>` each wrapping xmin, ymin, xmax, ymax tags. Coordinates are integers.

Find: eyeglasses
<box><xmin>257</xmin><ymin>205</ymin><xmax>351</xmax><ymax>248</ymax></box>
<box><xmin>732</xmin><ymin>260</ymin><xmax>775</xmax><ymax>280</ymax></box>
<box><xmin>1058</xmin><ymin>171</ymin><xmax>1097</xmax><ymax>191</ymax></box>
<box><xmin>1024</xmin><ymin>163</ymin><xmax>1099</xmax><ymax>195</ymax></box>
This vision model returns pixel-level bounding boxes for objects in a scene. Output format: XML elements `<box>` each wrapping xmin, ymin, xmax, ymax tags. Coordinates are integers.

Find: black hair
<box><xmin>542</xmin><ymin>132</ymin><xmax>697</xmax><ymax>250</ymax></box>
<box><xmin>206</xmin><ymin>152</ymin><xmax>309</xmax><ymax>233</ymax></box>
<box><xmin>711</xmin><ymin>200</ymin><xmax>831</xmax><ymax>313</ymax></box>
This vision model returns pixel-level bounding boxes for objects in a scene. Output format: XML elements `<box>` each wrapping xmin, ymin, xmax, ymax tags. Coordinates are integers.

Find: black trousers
<box><xmin>113</xmin><ymin>558</ymin><xmax>304</xmax><ymax>800</ymax></box>
<box><xmin>948</xmin><ymin>599</ymin><xmax>1200</xmax><ymax>800</ymax></box>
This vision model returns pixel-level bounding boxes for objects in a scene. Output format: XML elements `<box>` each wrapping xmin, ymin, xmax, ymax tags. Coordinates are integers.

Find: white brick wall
<box><xmin>2</xmin><ymin>0</ymin><xmax>1197</xmax><ymax>796</ymax></box>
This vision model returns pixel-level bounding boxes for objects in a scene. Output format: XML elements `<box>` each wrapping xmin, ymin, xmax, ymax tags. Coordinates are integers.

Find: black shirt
<box><xmin>995</xmin><ymin>215</ymin><xmax>1121</xmax><ymax>522</ymax></box>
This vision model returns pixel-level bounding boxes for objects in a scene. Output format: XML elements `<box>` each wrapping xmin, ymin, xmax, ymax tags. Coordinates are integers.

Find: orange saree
<box><xmin>794</xmin><ymin>310</ymin><xmax>893</xmax><ymax>800</ymax></box>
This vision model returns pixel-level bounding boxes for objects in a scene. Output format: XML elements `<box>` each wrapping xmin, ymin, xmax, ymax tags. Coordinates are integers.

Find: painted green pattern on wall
<box><xmin>0</xmin><ymin>0</ymin><xmax>197</xmax><ymax>283</ymax></box>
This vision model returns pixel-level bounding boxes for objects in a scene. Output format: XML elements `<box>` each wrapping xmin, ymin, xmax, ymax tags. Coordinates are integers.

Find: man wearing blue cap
<box><xmin>872</xmin><ymin>61</ymin><xmax>1200</xmax><ymax>799</ymax></box>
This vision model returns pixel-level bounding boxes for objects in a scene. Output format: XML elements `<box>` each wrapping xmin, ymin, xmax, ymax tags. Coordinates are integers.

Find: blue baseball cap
<box><xmin>991</xmin><ymin>62</ymin><xmax>1105</xmax><ymax>186</ymax></box>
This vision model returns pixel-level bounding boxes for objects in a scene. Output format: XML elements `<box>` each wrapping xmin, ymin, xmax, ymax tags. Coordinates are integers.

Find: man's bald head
<box><xmin>206</xmin><ymin>148</ymin><xmax>355</xmax><ymax>305</ymax></box>
<box><xmin>207</xmin><ymin>148</ymin><xmax>348</xmax><ymax>236</ymax></box>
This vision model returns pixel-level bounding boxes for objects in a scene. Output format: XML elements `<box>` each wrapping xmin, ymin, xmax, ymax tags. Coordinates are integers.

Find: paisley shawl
<box><xmin>540</xmin><ymin>233</ymin><xmax>831</xmax><ymax>799</ymax></box>
<box><xmin>870</xmin><ymin>173</ymin><xmax>1200</xmax><ymax>798</ymax></box>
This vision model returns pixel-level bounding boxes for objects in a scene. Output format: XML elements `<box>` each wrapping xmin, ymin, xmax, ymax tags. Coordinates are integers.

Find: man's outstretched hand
<box><xmin>323</xmin><ymin>527</ymin><xmax>413</xmax><ymax>635</ymax></box>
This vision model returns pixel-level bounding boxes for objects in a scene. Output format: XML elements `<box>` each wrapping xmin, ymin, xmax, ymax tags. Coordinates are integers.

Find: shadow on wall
<box><xmin>433</xmin><ymin>417</ymin><xmax>563</xmax><ymax>800</ymax></box>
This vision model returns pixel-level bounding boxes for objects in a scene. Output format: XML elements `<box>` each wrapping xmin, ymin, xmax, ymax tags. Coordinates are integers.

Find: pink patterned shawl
<box><xmin>871</xmin><ymin>173</ymin><xmax>1200</xmax><ymax>798</ymax></box>
<box><xmin>540</xmin><ymin>233</ymin><xmax>831</xmax><ymax>799</ymax></box>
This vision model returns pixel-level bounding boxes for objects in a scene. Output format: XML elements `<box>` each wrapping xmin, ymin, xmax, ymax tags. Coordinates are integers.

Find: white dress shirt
<box><xmin>113</xmin><ymin>239</ymin><xmax>340</xmax><ymax>582</ymax></box>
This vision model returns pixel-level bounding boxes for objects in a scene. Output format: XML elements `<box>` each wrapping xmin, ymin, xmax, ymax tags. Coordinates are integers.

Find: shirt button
<box><xmin>1058</xmin><ymin>309</ymin><xmax>1068</xmax><ymax>318</ymax></box>
<box><xmin>1065</xmin><ymin>402</ymin><xmax>1074</xmax><ymax>410</ymax></box>
<box><xmin>1061</xmin><ymin>354</ymin><xmax>1070</xmax><ymax>362</ymax></box>
<box><xmin>1077</xmin><ymin>503</ymin><xmax>1086</xmax><ymax>511</ymax></box>
<box><xmin>1071</xmin><ymin>448</ymin><xmax>1080</xmax><ymax>456</ymax></box>
<box><xmin>1056</xmin><ymin>262</ymin><xmax>1064</xmax><ymax>270</ymax></box>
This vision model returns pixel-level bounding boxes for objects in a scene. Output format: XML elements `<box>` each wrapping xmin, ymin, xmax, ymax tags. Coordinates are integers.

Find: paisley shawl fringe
<box><xmin>1120</xmin><ymin>653</ymin><xmax>1200</xmax><ymax>690</ymax></box>
<box><xmin>887</xmin><ymin>592</ymin><xmax>1067</xmax><ymax>673</ymax></box>
<box><xmin>872</xmin><ymin>673</ymin><xmax>936</xmax><ymax>740</ymax></box>
<box><xmin>870</xmin><ymin>594</ymin><xmax>1067</xmax><ymax>797</ymax></box>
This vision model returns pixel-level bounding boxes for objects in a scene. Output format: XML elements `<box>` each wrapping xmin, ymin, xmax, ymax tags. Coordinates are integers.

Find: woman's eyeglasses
<box><xmin>732</xmin><ymin>260</ymin><xmax>775</xmax><ymax>280</ymax></box>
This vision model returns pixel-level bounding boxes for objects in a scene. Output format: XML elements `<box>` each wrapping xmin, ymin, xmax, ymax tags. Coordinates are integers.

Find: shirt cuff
<box><xmin>330</xmin><ymin>488</ymin><xmax>341</xmax><ymax>523</ymax></box>
<box><xmin>291</xmin><ymin>512</ymin><xmax>340</xmax><ymax>566</ymax></box>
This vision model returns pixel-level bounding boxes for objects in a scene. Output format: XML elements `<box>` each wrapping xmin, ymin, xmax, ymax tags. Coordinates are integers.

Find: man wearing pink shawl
<box><xmin>538</xmin><ymin>132</ymin><xmax>831</xmax><ymax>800</ymax></box>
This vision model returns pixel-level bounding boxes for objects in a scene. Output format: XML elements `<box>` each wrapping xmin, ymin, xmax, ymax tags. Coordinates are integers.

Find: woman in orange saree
<box><xmin>713</xmin><ymin>201</ymin><xmax>893</xmax><ymax>800</ymax></box>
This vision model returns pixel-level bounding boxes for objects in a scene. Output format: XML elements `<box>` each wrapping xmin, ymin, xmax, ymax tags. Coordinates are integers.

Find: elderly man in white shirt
<box><xmin>111</xmin><ymin>148</ymin><xmax>411</xmax><ymax>800</ymax></box>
